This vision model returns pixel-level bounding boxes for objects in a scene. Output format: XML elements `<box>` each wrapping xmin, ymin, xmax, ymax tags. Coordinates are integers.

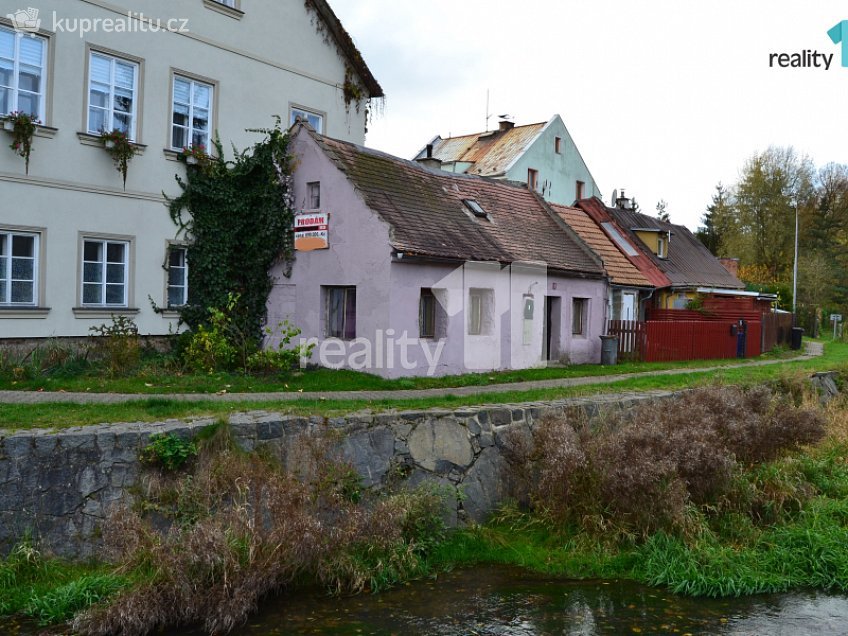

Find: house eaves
<box><xmin>306</xmin><ymin>0</ymin><xmax>384</xmax><ymax>98</ymax></box>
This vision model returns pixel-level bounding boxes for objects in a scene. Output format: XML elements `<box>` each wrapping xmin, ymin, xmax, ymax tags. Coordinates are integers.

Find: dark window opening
<box><xmin>326</xmin><ymin>286</ymin><xmax>356</xmax><ymax>339</ymax></box>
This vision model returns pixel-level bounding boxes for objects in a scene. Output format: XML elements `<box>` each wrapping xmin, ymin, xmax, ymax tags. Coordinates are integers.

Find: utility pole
<box><xmin>792</xmin><ymin>200</ymin><xmax>799</xmax><ymax>327</ymax></box>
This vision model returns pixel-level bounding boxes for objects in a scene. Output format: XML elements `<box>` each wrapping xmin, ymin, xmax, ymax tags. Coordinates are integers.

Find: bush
<box><xmin>519</xmin><ymin>386</ymin><xmax>826</xmax><ymax>538</ymax></box>
<box><xmin>181</xmin><ymin>295</ymin><xmax>310</xmax><ymax>375</ymax></box>
<box><xmin>246</xmin><ymin>320</ymin><xmax>313</xmax><ymax>374</ymax></box>
<box><xmin>89</xmin><ymin>315</ymin><xmax>140</xmax><ymax>375</ymax></box>
<box><xmin>139</xmin><ymin>433</ymin><xmax>198</xmax><ymax>471</ymax></box>
<box><xmin>181</xmin><ymin>297</ymin><xmax>239</xmax><ymax>373</ymax></box>
<box><xmin>74</xmin><ymin>426</ymin><xmax>449</xmax><ymax>636</ymax></box>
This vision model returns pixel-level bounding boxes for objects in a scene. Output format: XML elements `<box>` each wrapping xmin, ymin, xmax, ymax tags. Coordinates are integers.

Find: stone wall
<box><xmin>3</xmin><ymin>375</ymin><xmax>837</xmax><ymax>559</ymax></box>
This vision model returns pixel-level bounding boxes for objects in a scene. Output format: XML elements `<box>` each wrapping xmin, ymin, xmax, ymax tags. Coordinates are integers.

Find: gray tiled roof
<box><xmin>310</xmin><ymin>130</ymin><xmax>605</xmax><ymax>276</ymax></box>
<box><xmin>607</xmin><ymin>208</ymin><xmax>744</xmax><ymax>289</ymax></box>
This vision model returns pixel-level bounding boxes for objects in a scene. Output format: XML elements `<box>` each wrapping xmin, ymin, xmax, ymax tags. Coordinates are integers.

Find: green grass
<box><xmin>0</xmin><ymin>342</ymin><xmax>844</xmax><ymax>430</ymax></box>
<box><xmin>0</xmin><ymin>344</ymin><xmax>799</xmax><ymax>395</ymax></box>
<box><xmin>0</xmin><ymin>542</ymin><xmax>127</xmax><ymax>625</ymax></box>
<box><xmin>428</xmin><ymin>489</ymin><xmax>848</xmax><ymax>599</ymax></box>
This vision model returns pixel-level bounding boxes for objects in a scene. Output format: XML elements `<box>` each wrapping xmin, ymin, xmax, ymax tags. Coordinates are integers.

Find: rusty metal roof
<box><xmin>301</xmin><ymin>126</ymin><xmax>605</xmax><ymax>277</ymax></box>
<box><xmin>420</xmin><ymin>123</ymin><xmax>546</xmax><ymax>176</ymax></box>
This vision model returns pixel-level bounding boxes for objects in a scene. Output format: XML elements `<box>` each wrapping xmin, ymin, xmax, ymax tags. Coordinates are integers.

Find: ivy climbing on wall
<box><xmin>167</xmin><ymin>119</ymin><xmax>295</xmax><ymax>344</ymax></box>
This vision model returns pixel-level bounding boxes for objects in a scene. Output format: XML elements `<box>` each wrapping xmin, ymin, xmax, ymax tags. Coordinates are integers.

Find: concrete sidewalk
<box><xmin>0</xmin><ymin>342</ymin><xmax>823</xmax><ymax>406</ymax></box>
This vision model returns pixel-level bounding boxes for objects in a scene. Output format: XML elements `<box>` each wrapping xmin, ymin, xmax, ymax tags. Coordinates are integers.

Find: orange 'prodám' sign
<box><xmin>294</xmin><ymin>212</ymin><xmax>329</xmax><ymax>251</ymax></box>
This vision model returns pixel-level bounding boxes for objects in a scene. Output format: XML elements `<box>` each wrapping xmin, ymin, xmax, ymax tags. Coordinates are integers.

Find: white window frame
<box><xmin>170</xmin><ymin>75</ymin><xmax>214</xmax><ymax>151</ymax></box>
<box><xmin>0</xmin><ymin>24</ymin><xmax>47</xmax><ymax>119</ymax></box>
<box><xmin>657</xmin><ymin>235</ymin><xmax>667</xmax><ymax>259</ymax></box>
<box><xmin>166</xmin><ymin>245</ymin><xmax>188</xmax><ymax>308</ymax></box>
<box><xmin>467</xmin><ymin>288</ymin><xmax>493</xmax><ymax>336</ymax></box>
<box><xmin>81</xmin><ymin>238</ymin><xmax>129</xmax><ymax>307</ymax></box>
<box><xmin>0</xmin><ymin>230</ymin><xmax>39</xmax><ymax>306</ymax></box>
<box><xmin>290</xmin><ymin>105</ymin><xmax>324</xmax><ymax>133</ymax></box>
<box><xmin>87</xmin><ymin>51</ymin><xmax>139</xmax><ymax>140</ymax></box>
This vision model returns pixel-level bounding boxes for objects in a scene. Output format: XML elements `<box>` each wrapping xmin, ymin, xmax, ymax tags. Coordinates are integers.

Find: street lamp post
<box><xmin>792</xmin><ymin>200</ymin><xmax>799</xmax><ymax>328</ymax></box>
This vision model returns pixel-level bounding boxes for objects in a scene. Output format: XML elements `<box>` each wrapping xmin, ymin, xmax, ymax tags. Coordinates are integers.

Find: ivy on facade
<box><xmin>167</xmin><ymin>120</ymin><xmax>295</xmax><ymax>343</ymax></box>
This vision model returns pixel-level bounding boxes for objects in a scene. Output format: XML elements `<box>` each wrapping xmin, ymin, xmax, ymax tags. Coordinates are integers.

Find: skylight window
<box><xmin>463</xmin><ymin>199</ymin><xmax>488</xmax><ymax>218</ymax></box>
<box><xmin>601</xmin><ymin>222</ymin><xmax>639</xmax><ymax>256</ymax></box>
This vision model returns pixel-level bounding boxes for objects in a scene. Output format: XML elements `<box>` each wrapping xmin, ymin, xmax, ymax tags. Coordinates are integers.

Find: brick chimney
<box><xmin>498</xmin><ymin>120</ymin><xmax>515</xmax><ymax>132</ymax></box>
<box><xmin>719</xmin><ymin>257</ymin><xmax>740</xmax><ymax>278</ymax></box>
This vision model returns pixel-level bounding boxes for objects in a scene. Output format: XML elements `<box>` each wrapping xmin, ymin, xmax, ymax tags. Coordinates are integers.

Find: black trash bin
<box><xmin>790</xmin><ymin>327</ymin><xmax>804</xmax><ymax>351</ymax></box>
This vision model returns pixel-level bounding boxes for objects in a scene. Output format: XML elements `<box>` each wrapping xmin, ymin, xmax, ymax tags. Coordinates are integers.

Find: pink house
<box><xmin>267</xmin><ymin>125</ymin><xmax>609</xmax><ymax>378</ymax></box>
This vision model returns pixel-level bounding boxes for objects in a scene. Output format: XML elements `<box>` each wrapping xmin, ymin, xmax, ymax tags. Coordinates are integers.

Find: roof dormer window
<box><xmin>463</xmin><ymin>199</ymin><xmax>488</xmax><ymax>218</ymax></box>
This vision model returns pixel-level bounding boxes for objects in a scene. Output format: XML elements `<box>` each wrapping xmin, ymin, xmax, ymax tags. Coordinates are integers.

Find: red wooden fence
<box><xmin>608</xmin><ymin>319</ymin><xmax>763</xmax><ymax>363</ymax></box>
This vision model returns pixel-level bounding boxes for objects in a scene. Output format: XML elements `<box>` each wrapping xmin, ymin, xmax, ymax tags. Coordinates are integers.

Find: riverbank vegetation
<box><xmin>431</xmin><ymin>381</ymin><xmax>848</xmax><ymax>597</ymax></box>
<box><xmin>3</xmin><ymin>380</ymin><xmax>848</xmax><ymax>634</ymax></box>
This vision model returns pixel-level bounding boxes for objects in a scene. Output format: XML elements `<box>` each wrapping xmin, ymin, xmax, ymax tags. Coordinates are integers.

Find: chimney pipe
<box><xmin>416</xmin><ymin>144</ymin><xmax>443</xmax><ymax>170</ymax></box>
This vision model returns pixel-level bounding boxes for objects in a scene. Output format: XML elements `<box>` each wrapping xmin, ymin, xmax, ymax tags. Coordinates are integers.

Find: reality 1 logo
<box><xmin>767</xmin><ymin>20</ymin><xmax>848</xmax><ymax>69</ymax></box>
<box><xmin>828</xmin><ymin>20</ymin><xmax>848</xmax><ymax>67</ymax></box>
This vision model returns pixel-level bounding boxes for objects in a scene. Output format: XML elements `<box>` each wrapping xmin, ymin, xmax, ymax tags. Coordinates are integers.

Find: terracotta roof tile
<box><xmin>308</xmin><ymin>129</ymin><xmax>605</xmax><ymax>276</ymax></box>
<box><xmin>575</xmin><ymin>198</ymin><xmax>670</xmax><ymax>289</ymax></box>
<box><xmin>551</xmin><ymin>204</ymin><xmax>653</xmax><ymax>288</ymax></box>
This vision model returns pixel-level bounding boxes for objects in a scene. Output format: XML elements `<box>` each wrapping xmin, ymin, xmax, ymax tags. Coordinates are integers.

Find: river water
<box><xmin>196</xmin><ymin>566</ymin><xmax>848</xmax><ymax>636</ymax></box>
<box><xmin>6</xmin><ymin>566</ymin><xmax>848</xmax><ymax>635</ymax></box>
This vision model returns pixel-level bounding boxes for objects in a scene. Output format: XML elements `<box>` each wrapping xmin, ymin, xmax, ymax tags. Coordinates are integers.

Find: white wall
<box><xmin>507</xmin><ymin>115</ymin><xmax>601</xmax><ymax>206</ymax></box>
<box><xmin>1</xmin><ymin>0</ymin><xmax>372</xmax><ymax>337</ymax></box>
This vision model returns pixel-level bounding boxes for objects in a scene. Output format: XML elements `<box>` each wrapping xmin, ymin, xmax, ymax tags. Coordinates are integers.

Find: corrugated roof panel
<box><xmin>430</xmin><ymin>123</ymin><xmax>546</xmax><ymax>176</ymax></box>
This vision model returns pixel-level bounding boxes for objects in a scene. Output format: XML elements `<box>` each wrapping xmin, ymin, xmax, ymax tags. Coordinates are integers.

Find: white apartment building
<box><xmin>0</xmin><ymin>0</ymin><xmax>381</xmax><ymax>339</ymax></box>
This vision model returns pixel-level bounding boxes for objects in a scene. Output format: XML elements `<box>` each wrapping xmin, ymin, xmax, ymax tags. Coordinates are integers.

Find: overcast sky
<box><xmin>330</xmin><ymin>0</ymin><xmax>848</xmax><ymax>231</ymax></box>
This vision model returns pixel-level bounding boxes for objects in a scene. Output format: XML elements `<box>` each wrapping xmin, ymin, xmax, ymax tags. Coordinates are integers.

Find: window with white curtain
<box><xmin>0</xmin><ymin>25</ymin><xmax>47</xmax><ymax>119</ymax></box>
<box><xmin>87</xmin><ymin>52</ymin><xmax>138</xmax><ymax>139</ymax></box>
<box><xmin>171</xmin><ymin>76</ymin><xmax>213</xmax><ymax>150</ymax></box>
<box><xmin>0</xmin><ymin>231</ymin><xmax>39</xmax><ymax>305</ymax></box>
<box><xmin>167</xmin><ymin>246</ymin><xmax>188</xmax><ymax>307</ymax></box>
<box><xmin>82</xmin><ymin>239</ymin><xmax>129</xmax><ymax>306</ymax></box>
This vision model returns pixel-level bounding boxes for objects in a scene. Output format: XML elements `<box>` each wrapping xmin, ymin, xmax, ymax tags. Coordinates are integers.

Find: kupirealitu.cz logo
<box><xmin>768</xmin><ymin>20</ymin><xmax>848</xmax><ymax>70</ymax></box>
